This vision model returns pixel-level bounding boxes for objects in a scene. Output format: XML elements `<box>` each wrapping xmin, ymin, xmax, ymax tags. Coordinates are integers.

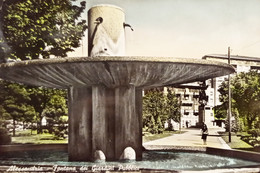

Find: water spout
<box><xmin>124</xmin><ymin>23</ymin><xmax>134</xmax><ymax>31</ymax></box>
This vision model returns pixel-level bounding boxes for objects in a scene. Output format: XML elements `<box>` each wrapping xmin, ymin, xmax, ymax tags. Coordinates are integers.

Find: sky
<box><xmin>69</xmin><ymin>0</ymin><xmax>260</xmax><ymax>59</ymax></box>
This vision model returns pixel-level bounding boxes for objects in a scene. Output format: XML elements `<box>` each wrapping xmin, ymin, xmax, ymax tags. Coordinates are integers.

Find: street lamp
<box><xmin>228</xmin><ymin>47</ymin><xmax>232</xmax><ymax>142</ymax></box>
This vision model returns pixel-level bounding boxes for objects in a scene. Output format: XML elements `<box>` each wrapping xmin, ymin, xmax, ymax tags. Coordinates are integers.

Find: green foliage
<box><xmin>0</xmin><ymin>0</ymin><xmax>87</xmax><ymax>61</ymax></box>
<box><xmin>28</xmin><ymin>87</ymin><xmax>68</xmax><ymax>135</ymax></box>
<box><xmin>248</xmin><ymin>129</ymin><xmax>260</xmax><ymax>138</ymax></box>
<box><xmin>166</xmin><ymin>88</ymin><xmax>181</xmax><ymax>123</ymax></box>
<box><xmin>142</xmin><ymin>131</ymin><xmax>181</xmax><ymax>143</ymax></box>
<box><xmin>232</xmin><ymin>71</ymin><xmax>260</xmax><ymax>130</ymax></box>
<box><xmin>143</xmin><ymin>89</ymin><xmax>167</xmax><ymax>134</ymax></box>
<box><xmin>11</xmin><ymin>130</ymin><xmax>68</xmax><ymax>144</ymax></box>
<box><xmin>241</xmin><ymin>135</ymin><xmax>260</xmax><ymax>148</ymax></box>
<box><xmin>0</xmin><ymin>80</ymin><xmax>34</xmax><ymax>136</ymax></box>
<box><xmin>242</xmin><ymin>129</ymin><xmax>260</xmax><ymax>148</ymax></box>
<box><xmin>224</xmin><ymin>108</ymin><xmax>243</xmax><ymax>133</ymax></box>
<box><xmin>217</xmin><ymin>70</ymin><xmax>260</xmax><ymax>132</ymax></box>
<box><xmin>221</xmin><ymin>132</ymin><xmax>253</xmax><ymax>149</ymax></box>
<box><xmin>44</xmin><ymin>90</ymin><xmax>68</xmax><ymax>139</ymax></box>
<box><xmin>27</xmin><ymin>86</ymin><xmax>52</xmax><ymax>133</ymax></box>
<box><xmin>213</xmin><ymin>104</ymin><xmax>227</xmax><ymax>120</ymax></box>
<box><xmin>143</xmin><ymin>88</ymin><xmax>181</xmax><ymax>134</ymax></box>
<box><xmin>0</xmin><ymin>80</ymin><xmax>68</xmax><ymax>137</ymax></box>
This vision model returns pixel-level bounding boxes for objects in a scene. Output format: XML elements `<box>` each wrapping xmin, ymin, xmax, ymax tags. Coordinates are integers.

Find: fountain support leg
<box><xmin>68</xmin><ymin>87</ymin><xmax>92</xmax><ymax>161</ymax></box>
<box><xmin>68</xmin><ymin>86</ymin><xmax>142</xmax><ymax>161</ymax></box>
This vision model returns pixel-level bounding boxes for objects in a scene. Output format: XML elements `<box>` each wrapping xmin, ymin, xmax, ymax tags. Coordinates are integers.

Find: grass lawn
<box><xmin>12</xmin><ymin>130</ymin><xmax>184</xmax><ymax>144</ymax></box>
<box><xmin>11</xmin><ymin>130</ymin><xmax>68</xmax><ymax>144</ymax></box>
<box><xmin>143</xmin><ymin>130</ymin><xmax>185</xmax><ymax>143</ymax></box>
<box><xmin>220</xmin><ymin>132</ymin><xmax>253</xmax><ymax>149</ymax></box>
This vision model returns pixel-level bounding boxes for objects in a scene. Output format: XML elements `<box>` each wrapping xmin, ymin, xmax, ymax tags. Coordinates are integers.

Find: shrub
<box><xmin>248</xmin><ymin>129</ymin><xmax>260</xmax><ymax>138</ymax></box>
<box><xmin>225</xmin><ymin>119</ymin><xmax>240</xmax><ymax>133</ymax></box>
<box><xmin>0</xmin><ymin>127</ymin><xmax>11</xmax><ymax>145</ymax></box>
<box><xmin>241</xmin><ymin>130</ymin><xmax>260</xmax><ymax>147</ymax></box>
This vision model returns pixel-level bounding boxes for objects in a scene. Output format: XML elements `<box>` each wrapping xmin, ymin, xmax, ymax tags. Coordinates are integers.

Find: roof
<box><xmin>202</xmin><ymin>54</ymin><xmax>260</xmax><ymax>62</ymax></box>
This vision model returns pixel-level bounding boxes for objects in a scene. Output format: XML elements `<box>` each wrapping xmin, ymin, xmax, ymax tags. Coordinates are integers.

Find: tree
<box><xmin>0</xmin><ymin>80</ymin><xmax>68</xmax><ymax>136</ymax></box>
<box><xmin>0</xmin><ymin>80</ymin><xmax>34</xmax><ymax>136</ymax></box>
<box><xmin>0</xmin><ymin>0</ymin><xmax>87</xmax><ymax>61</ymax></box>
<box><xmin>44</xmin><ymin>89</ymin><xmax>68</xmax><ymax>139</ymax></box>
<box><xmin>213</xmin><ymin>104</ymin><xmax>227</xmax><ymax>120</ymax></box>
<box><xmin>217</xmin><ymin>71</ymin><xmax>260</xmax><ymax>131</ymax></box>
<box><xmin>166</xmin><ymin>88</ymin><xmax>181</xmax><ymax>123</ymax></box>
<box><xmin>28</xmin><ymin>86</ymin><xmax>68</xmax><ymax>134</ymax></box>
<box><xmin>232</xmin><ymin>71</ymin><xmax>260</xmax><ymax>130</ymax></box>
<box><xmin>27</xmin><ymin>87</ymin><xmax>49</xmax><ymax>134</ymax></box>
<box><xmin>143</xmin><ymin>88</ymin><xmax>168</xmax><ymax>134</ymax></box>
<box><xmin>143</xmin><ymin>88</ymin><xmax>181</xmax><ymax>134</ymax></box>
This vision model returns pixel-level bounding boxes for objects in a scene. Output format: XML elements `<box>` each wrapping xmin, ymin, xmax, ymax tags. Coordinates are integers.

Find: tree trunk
<box><xmin>37</xmin><ymin>122</ymin><xmax>43</xmax><ymax>134</ymax></box>
<box><xmin>247</xmin><ymin>115</ymin><xmax>253</xmax><ymax>130</ymax></box>
<box><xmin>12</xmin><ymin>118</ymin><xmax>16</xmax><ymax>137</ymax></box>
<box><xmin>37</xmin><ymin>116</ymin><xmax>43</xmax><ymax>134</ymax></box>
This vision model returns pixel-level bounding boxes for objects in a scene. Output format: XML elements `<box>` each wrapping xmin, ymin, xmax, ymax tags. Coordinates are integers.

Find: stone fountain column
<box><xmin>68</xmin><ymin>5</ymin><xmax>142</xmax><ymax>161</ymax></box>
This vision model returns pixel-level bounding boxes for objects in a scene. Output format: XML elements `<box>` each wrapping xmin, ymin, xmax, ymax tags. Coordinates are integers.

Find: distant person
<box><xmin>201</xmin><ymin>123</ymin><xmax>208</xmax><ymax>145</ymax></box>
<box><xmin>186</xmin><ymin>121</ymin><xmax>189</xmax><ymax>128</ymax></box>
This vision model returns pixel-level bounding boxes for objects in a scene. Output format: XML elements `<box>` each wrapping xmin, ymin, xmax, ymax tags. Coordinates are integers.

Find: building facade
<box><xmin>171</xmin><ymin>85</ymin><xmax>201</xmax><ymax>128</ymax></box>
<box><xmin>163</xmin><ymin>82</ymin><xmax>209</xmax><ymax>129</ymax></box>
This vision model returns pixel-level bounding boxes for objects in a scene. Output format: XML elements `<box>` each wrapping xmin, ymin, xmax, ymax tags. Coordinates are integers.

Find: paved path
<box><xmin>143</xmin><ymin>127</ymin><xmax>231</xmax><ymax>149</ymax></box>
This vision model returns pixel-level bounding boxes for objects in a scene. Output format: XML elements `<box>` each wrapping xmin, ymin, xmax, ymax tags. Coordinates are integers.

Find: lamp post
<box><xmin>228</xmin><ymin>47</ymin><xmax>232</xmax><ymax>142</ymax></box>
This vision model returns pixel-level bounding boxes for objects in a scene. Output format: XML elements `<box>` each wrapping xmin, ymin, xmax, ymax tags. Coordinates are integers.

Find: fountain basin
<box><xmin>0</xmin><ymin>56</ymin><xmax>235</xmax><ymax>89</ymax></box>
<box><xmin>0</xmin><ymin>145</ymin><xmax>259</xmax><ymax>172</ymax></box>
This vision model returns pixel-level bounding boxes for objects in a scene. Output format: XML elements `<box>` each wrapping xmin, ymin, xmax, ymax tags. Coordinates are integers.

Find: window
<box><xmin>182</xmin><ymin>103</ymin><xmax>192</xmax><ymax>107</ymax></box>
<box><xmin>184</xmin><ymin>110</ymin><xmax>189</xmax><ymax>115</ymax></box>
<box><xmin>193</xmin><ymin>94</ymin><xmax>199</xmax><ymax>99</ymax></box>
<box><xmin>194</xmin><ymin>112</ymin><xmax>199</xmax><ymax>116</ymax></box>
<box><xmin>251</xmin><ymin>66</ymin><xmax>260</xmax><ymax>72</ymax></box>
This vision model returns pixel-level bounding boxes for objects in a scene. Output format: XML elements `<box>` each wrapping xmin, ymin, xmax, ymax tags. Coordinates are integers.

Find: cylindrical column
<box><xmin>88</xmin><ymin>5</ymin><xmax>125</xmax><ymax>57</ymax></box>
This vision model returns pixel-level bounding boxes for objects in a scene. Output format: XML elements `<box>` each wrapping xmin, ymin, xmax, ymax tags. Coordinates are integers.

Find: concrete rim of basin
<box><xmin>0</xmin><ymin>56</ymin><xmax>235</xmax><ymax>89</ymax></box>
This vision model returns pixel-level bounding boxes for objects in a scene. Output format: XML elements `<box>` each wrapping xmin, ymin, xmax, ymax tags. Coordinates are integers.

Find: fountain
<box><xmin>0</xmin><ymin>4</ymin><xmax>235</xmax><ymax>163</ymax></box>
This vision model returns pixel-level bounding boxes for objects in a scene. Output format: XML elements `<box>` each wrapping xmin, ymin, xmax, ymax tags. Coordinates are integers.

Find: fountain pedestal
<box><xmin>68</xmin><ymin>86</ymin><xmax>142</xmax><ymax>161</ymax></box>
<box><xmin>67</xmin><ymin>5</ymin><xmax>143</xmax><ymax>161</ymax></box>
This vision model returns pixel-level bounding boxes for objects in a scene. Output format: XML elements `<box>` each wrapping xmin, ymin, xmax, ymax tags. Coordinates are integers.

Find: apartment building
<box><xmin>172</xmin><ymin>85</ymin><xmax>200</xmax><ymax>128</ymax></box>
